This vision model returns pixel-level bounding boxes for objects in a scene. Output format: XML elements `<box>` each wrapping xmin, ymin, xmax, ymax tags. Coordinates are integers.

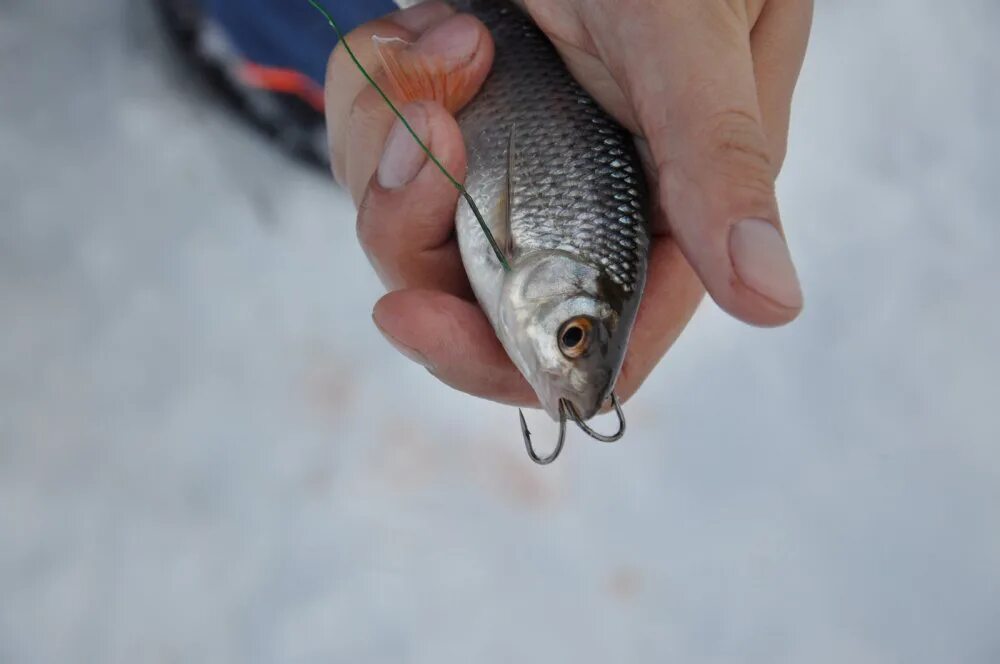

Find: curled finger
<box><xmin>357</xmin><ymin>102</ymin><xmax>471</xmax><ymax>293</ymax></box>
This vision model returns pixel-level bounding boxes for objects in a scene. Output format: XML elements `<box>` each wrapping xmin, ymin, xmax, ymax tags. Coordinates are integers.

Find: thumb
<box><xmin>584</xmin><ymin>0</ymin><xmax>803</xmax><ymax>326</ymax></box>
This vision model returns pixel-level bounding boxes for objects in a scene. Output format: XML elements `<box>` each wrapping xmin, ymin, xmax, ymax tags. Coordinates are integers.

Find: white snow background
<box><xmin>1</xmin><ymin>1</ymin><xmax>998</xmax><ymax>662</ymax></box>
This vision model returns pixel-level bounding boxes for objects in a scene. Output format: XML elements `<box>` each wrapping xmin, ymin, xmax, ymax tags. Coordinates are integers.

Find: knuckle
<box><xmin>348</xmin><ymin>87</ymin><xmax>384</xmax><ymax>127</ymax></box>
<box><xmin>345</xmin><ymin>94</ymin><xmax>368</xmax><ymax>140</ymax></box>
<box><xmin>356</xmin><ymin>190</ymin><xmax>402</xmax><ymax>264</ymax></box>
<box><xmin>700</xmin><ymin>109</ymin><xmax>776</xmax><ymax>197</ymax></box>
<box><xmin>340</xmin><ymin>89</ymin><xmax>385</xmax><ymax>178</ymax></box>
<box><xmin>710</xmin><ymin>0</ymin><xmax>750</xmax><ymax>28</ymax></box>
<box><xmin>769</xmin><ymin>133</ymin><xmax>790</xmax><ymax>174</ymax></box>
<box><xmin>355</xmin><ymin>194</ymin><xmax>381</xmax><ymax>249</ymax></box>
<box><xmin>357</xmin><ymin>216</ymin><xmax>388</xmax><ymax>263</ymax></box>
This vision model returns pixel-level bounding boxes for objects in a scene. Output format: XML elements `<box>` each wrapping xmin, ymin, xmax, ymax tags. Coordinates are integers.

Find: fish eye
<box><xmin>558</xmin><ymin>317</ymin><xmax>592</xmax><ymax>358</ymax></box>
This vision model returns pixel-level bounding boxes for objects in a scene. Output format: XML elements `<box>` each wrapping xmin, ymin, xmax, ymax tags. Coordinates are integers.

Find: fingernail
<box><xmin>373</xmin><ymin>314</ymin><xmax>432</xmax><ymax>368</ymax></box>
<box><xmin>377</xmin><ymin>105</ymin><xmax>428</xmax><ymax>189</ymax></box>
<box><xmin>729</xmin><ymin>218</ymin><xmax>803</xmax><ymax>309</ymax></box>
<box><xmin>414</xmin><ymin>14</ymin><xmax>481</xmax><ymax>63</ymax></box>
<box><xmin>391</xmin><ymin>1</ymin><xmax>454</xmax><ymax>32</ymax></box>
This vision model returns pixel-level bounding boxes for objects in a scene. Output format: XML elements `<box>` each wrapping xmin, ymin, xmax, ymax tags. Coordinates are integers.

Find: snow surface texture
<box><xmin>1</xmin><ymin>1</ymin><xmax>999</xmax><ymax>662</ymax></box>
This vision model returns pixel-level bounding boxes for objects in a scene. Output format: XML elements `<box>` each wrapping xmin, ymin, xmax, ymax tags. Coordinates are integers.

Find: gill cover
<box><xmin>498</xmin><ymin>251</ymin><xmax>629</xmax><ymax>421</ymax></box>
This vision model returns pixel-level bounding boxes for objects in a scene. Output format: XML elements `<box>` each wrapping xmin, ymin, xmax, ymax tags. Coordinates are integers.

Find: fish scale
<box><xmin>453</xmin><ymin>0</ymin><xmax>650</xmax><ymax>295</ymax></box>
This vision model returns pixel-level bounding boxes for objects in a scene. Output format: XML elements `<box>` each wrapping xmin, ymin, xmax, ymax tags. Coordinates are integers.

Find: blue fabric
<box><xmin>204</xmin><ymin>0</ymin><xmax>398</xmax><ymax>85</ymax></box>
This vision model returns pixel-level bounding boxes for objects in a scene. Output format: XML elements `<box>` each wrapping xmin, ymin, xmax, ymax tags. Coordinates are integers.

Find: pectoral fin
<box><xmin>372</xmin><ymin>35</ymin><xmax>474</xmax><ymax>114</ymax></box>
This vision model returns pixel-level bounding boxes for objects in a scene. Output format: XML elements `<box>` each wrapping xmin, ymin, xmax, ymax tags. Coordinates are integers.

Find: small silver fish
<box><xmin>383</xmin><ymin>0</ymin><xmax>650</xmax><ymax>457</ymax></box>
<box><xmin>452</xmin><ymin>0</ymin><xmax>650</xmax><ymax>423</ymax></box>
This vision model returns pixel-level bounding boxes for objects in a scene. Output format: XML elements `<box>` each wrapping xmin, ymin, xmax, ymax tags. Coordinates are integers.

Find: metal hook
<box><xmin>565</xmin><ymin>392</ymin><xmax>626</xmax><ymax>443</ymax></box>
<box><xmin>520</xmin><ymin>400</ymin><xmax>567</xmax><ymax>465</ymax></box>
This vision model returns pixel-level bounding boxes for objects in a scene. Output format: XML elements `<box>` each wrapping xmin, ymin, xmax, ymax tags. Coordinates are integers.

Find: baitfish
<box><xmin>390</xmin><ymin>0</ymin><xmax>650</xmax><ymax>461</ymax></box>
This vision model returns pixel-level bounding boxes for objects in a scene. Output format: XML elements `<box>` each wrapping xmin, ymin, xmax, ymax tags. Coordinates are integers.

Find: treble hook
<box><xmin>520</xmin><ymin>400</ymin><xmax>567</xmax><ymax>465</ymax></box>
<box><xmin>565</xmin><ymin>392</ymin><xmax>626</xmax><ymax>443</ymax></box>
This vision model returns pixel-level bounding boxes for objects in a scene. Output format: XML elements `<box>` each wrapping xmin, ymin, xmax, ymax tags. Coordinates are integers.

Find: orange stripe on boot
<box><xmin>238</xmin><ymin>62</ymin><xmax>326</xmax><ymax>111</ymax></box>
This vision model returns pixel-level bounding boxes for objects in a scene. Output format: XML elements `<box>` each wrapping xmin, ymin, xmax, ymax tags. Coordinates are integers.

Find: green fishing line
<box><xmin>308</xmin><ymin>0</ymin><xmax>511</xmax><ymax>272</ymax></box>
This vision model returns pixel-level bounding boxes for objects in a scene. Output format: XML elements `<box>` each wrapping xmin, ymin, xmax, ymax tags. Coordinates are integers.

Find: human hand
<box><xmin>325</xmin><ymin>0</ymin><xmax>811</xmax><ymax>407</ymax></box>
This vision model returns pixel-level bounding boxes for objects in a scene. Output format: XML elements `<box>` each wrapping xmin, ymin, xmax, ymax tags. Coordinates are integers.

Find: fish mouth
<box><xmin>536</xmin><ymin>375</ymin><xmax>614</xmax><ymax>423</ymax></box>
<box><xmin>562</xmin><ymin>395</ymin><xmax>606</xmax><ymax>423</ymax></box>
<box><xmin>569</xmin><ymin>377</ymin><xmax>615</xmax><ymax>422</ymax></box>
<box><xmin>548</xmin><ymin>388</ymin><xmax>613</xmax><ymax>424</ymax></box>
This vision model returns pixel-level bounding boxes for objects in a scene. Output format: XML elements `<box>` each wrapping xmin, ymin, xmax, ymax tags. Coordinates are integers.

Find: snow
<box><xmin>1</xmin><ymin>1</ymin><xmax>998</xmax><ymax>662</ymax></box>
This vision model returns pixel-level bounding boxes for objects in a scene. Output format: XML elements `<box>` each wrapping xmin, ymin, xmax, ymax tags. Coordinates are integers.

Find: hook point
<box><xmin>521</xmin><ymin>403</ymin><xmax>567</xmax><ymax>465</ymax></box>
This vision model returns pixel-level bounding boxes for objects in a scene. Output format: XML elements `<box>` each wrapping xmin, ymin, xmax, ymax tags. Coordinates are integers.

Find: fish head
<box><xmin>498</xmin><ymin>251</ymin><xmax>632</xmax><ymax>421</ymax></box>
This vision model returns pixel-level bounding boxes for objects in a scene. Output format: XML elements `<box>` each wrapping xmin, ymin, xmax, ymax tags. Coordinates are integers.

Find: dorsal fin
<box><xmin>494</xmin><ymin>122</ymin><xmax>517</xmax><ymax>259</ymax></box>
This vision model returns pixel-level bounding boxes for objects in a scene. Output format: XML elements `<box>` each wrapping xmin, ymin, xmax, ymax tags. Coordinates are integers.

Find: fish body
<box><xmin>451</xmin><ymin>0</ymin><xmax>650</xmax><ymax>421</ymax></box>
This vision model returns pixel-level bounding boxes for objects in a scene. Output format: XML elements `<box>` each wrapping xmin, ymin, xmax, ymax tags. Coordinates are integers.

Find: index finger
<box><xmin>324</xmin><ymin>2</ymin><xmax>455</xmax><ymax>184</ymax></box>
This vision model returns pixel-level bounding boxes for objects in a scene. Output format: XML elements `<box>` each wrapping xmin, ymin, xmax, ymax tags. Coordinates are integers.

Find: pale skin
<box><xmin>325</xmin><ymin>0</ymin><xmax>813</xmax><ymax>408</ymax></box>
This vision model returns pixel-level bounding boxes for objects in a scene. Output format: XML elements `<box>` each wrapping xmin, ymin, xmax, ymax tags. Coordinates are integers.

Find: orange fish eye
<box><xmin>558</xmin><ymin>317</ymin><xmax>593</xmax><ymax>358</ymax></box>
